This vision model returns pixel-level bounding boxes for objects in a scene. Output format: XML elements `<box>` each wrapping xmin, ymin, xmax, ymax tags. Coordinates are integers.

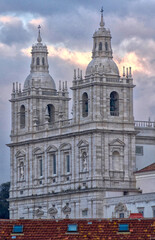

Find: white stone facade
<box><xmin>104</xmin><ymin>193</ymin><xmax>155</xmax><ymax>218</ymax></box>
<box><xmin>8</xmin><ymin>12</ymin><xmax>155</xmax><ymax>219</ymax></box>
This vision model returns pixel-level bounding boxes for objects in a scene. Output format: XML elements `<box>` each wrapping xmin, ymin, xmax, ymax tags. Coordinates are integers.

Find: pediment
<box><xmin>114</xmin><ymin>202</ymin><xmax>127</xmax><ymax>212</ymax></box>
<box><xmin>33</xmin><ymin>147</ymin><xmax>44</xmax><ymax>155</ymax></box>
<box><xmin>77</xmin><ymin>139</ymin><xmax>89</xmax><ymax>148</ymax></box>
<box><xmin>15</xmin><ymin>150</ymin><xmax>26</xmax><ymax>157</ymax></box>
<box><xmin>59</xmin><ymin>143</ymin><xmax>71</xmax><ymax>151</ymax></box>
<box><xmin>109</xmin><ymin>138</ymin><xmax>125</xmax><ymax>146</ymax></box>
<box><xmin>46</xmin><ymin>145</ymin><xmax>58</xmax><ymax>152</ymax></box>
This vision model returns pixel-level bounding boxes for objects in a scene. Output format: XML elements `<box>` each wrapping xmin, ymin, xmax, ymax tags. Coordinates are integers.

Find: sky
<box><xmin>0</xmin><ymin>0</ymin><xmax>155</xmax><ymax>184</ymax></box>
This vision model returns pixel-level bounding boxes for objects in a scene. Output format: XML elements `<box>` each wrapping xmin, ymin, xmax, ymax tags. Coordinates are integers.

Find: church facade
<box><xmin>8</xmin><ymin>11</ymin><xmax>155</xmax><ymax>219</ymax></box>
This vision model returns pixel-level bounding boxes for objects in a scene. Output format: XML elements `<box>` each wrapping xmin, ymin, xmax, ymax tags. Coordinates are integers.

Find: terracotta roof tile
<box><xmin>135</xmin><ymin>162</ymin><xmax>155</xmax><ymax>173</ymax></box>
<box><xmin>0</xmin><ymin>219</ymin><xmax>155</xmax><ymax>239</ymax></box>
<box><xmin>129</xmin><ymin>213</ymin><xmax>144</xmax><ymax>219</ymax></box>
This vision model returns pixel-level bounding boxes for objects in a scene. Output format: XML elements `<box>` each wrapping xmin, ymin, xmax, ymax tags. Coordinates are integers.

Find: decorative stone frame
<box><xmin>77</xmin><ymin>140</ymin><xmax>89</xmax><ymax>173</ymax></box>
<box><xmin>59</xmin><ymin>143</ymin><xmax>72</xmax><ymax>177</ymax></box>
<box><xmin>46</xmin><ymin>145</ymin><xmax>58</xmax><ymax>179</ymax></box>
<box><xmin>15</xmin><ymin>150</ymin><xmax>26</xmax><ymax>182</ymax></box>
<box><xmin>112</xmin><ymin>202</ymin><xmax>130</xmax><ymax>218</ymax></box>
<box><xmin>33</xmin><ymin>147</ymin><xmax>44</xmax><ymax>184</ymax></box>
<box><xmin>109</xmin><ymin>139</ymin><xmax>125</xmax><ymax>179</ymax></box>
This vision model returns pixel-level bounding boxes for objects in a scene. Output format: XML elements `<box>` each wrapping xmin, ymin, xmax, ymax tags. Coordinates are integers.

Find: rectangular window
<box><xmin>119</xmin><ymin>213</ymin><xmax>124</xmax><ymax>218</ymax></box>
<box><xmin>52</xmin><ymin>154</ymin><xmax>56</xmax><ymax>175</ymax></box>
<box><xmin>82</xmin><ymin>209</ymin><xmax>88</xmax><ymax>217</ymax></box>
<box><xmin>67</xmin><ymin>224</ymin><xmax>78</xmax><ymax>232</ymax></box>
<box><xmin>136</xmin><ymin>146</ymin><xmax>143</xmax><ymax>155</ymax></box>
<box><xmin>66</xmin><ymin>154</ymin><xmax>70</xmax><ymax>173</ymax></box>
<box><xmin>12</xmin><ymin>225</ymin><xmax>23</xmax><ymax>233</ymax></box>
<box><xmin>138</xmin><ymin>207</ymin><xmax>144</xmax><ymax>216</ymax></box>
<box><xmin>119</xmin><ymin>224</ymin><xmax>129</xmax><ymax>232</ymax></box>
<box><xmin>39</xmin><ymin>157</ymin><xmax>43</xmax><ymax>177</ymax></box>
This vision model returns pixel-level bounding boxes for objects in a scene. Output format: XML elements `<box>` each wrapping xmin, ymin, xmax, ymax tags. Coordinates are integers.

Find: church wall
<box><xmin>9</xmin><ymin>11</ymin><xmax>142</xmax><ymax>220</ymax></box>
<box><xmin>9</xmin><ymin>129</ymin><xmax>137</xmax><ymax>219</ymax></box>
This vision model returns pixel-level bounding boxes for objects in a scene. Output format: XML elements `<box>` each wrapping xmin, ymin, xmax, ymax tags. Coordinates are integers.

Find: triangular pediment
<box><xmin>46</xmin><ymin>145</ymin><xmax>57</xmax><ymax>152</ymax></box>
<box><xmin>77</xmin><ymin>139</ymin><xmax>89</xmax><ymax>147</ymax></box>
<box><xmin>109</xmin><ymin>138</ymin><xmax>125</xmax><ymax>146</ymax></box>
<box><xmin>59</xmin><ymin>143</ymin><xmax>71</xmax><ymax>150</ymax></box>
<box><xmin>33</xmin><ymin>147</ymin><xmax>44</xmax><ymax>155</ymax></box>
<box><xmin>15</xmin><ymin>150</ymin><xmax>26</xmax><ymax>157</ymax></box>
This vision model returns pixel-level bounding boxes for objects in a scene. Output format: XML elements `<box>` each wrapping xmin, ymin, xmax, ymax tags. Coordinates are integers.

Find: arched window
<box><xmin>82</xmin><ymin>92</ymin><xmax>88</xmax><ymax>117</ymax></box>
<box><xmin>105</xmin><ymin>42</ymin><xmax>108</xmax><ymax>51</ymax></box>
<box><xmin>110</xmin><ymin>91</ymin><xmax>119</xmax><ymax>116</ymax></box>
<box><xmin>112</xmin><ymin>151</ymin><xmax>120</xmax><ymax>171</ymax></box>
<box><xmin>47</xmin><ymin>104</ymin><xmax>55</xmax><ymax>123</ymax></box>
<box><xmin>42</xmin><ymin>57</ymin><xmax>45</xmax><ymax>65</ymax></box>
<box><xmin>99</xmin><ymin>42</ymin><xmax>102</xmax><ymax>51</ymax></box>
<box><xmin>36</xmin><ymin>57</ymin><xmax>40</xmax><ymax>65</ymax></box>
<box><xmin>20</xmin><ymin>105</ymin><xmax>25</xmax><ymax>129</ymax></box>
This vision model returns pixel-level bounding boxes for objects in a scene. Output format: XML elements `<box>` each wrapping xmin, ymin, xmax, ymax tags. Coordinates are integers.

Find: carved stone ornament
<box><xmin>48</xmin><ymin>206</ymin><xmax>58</xmax><ymax>215</ymax></box>
<box><xmin>115</xmin><ymin>202</ymin><xmax>127</xmax><ymax>212</ymax></box>
<box><xmin>62</xmin><ymin>203</ymin><xmax>71</xmax><ymax>214</ymax></box>
<box><xmin>34</xmin><ymin>208</ymin><xmax>44</xmax><ymax>217</ymax></box>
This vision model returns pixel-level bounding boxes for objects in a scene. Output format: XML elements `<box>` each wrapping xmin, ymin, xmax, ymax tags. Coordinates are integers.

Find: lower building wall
<box><xmin>9</xmin><ymin>191</ymin><xmax>105</xmax><ymax>219</ymax></box>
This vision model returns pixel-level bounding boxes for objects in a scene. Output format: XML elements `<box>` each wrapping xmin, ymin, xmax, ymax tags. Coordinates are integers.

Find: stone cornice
<box><xmin>7</xmin><ymin>128</ymin><xmax>136</xmax><ymax>147</ymax></box>
<box><xmin>104</xmin><ymin>192</ymin><xmax>155</xmax><ymax>205</ymax></box>
<box><xmin>8</xmin><ymin>186</ymin><xmax>138</xmax><ymax>202</ymax></box>
<box><xmin>71</xmin><ymin>81</ymin><xmax>135</xmax><ymax>90</ymax></box>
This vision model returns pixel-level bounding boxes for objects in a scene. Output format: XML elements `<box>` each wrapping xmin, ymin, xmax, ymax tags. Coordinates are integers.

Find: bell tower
<box><xmin>9</xmin><ymin>27</ymin><xmax>70</xmax><ymax>218</ymax></box>
<box><xmin>71</xmin><ymin>8</ymin><xmax>136</xmax><ymax>191</ymax></box>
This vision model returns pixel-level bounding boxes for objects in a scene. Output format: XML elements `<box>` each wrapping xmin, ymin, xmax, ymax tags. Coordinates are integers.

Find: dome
<box><xmin>86</xmin><ymin>58</ymin><xmax>119</xmax><ymax>76</ymax></box>
<box><xmin>24</xmin><ymin>72</ymin><xmax>56</xmax><ymax>90</ymax></box>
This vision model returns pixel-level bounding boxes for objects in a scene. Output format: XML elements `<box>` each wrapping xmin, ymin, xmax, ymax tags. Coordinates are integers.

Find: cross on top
<box><xmin>37</xmin><ymin>25</ymin><xmax>42</xmax><ymax>43</ymax></box>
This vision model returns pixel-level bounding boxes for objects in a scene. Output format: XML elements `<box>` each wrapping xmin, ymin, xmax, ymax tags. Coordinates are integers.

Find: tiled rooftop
<box><xmin>135</xmin><ymin>162</ymin><xmax>155</xmax><ymax>173</ymax></box>
<box><xmin>0</xmin><ymin>218</ymin><xmax>155</xmax><ymax>239</ymax></box>
<box><xmin>129</xmin><ymin>213</ymin><xmax>144</xmax><ymax>219</ymax></box>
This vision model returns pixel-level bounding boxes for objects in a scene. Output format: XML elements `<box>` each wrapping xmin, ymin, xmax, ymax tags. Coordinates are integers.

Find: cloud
<box><xmin>29</xmin><ymin>17</ymin><xmax>45</xmax><ymax>27</ymax></box>
<box><xmin>0</xmin><ymin>15</ymin><xmax>30</xmax><ymax>45</ymax></box>
<box><xmin>21</xmin><ymin>44</ymin><xmax>91</xmax><ymax>67</ymax></box>
<box><xmin>0</xmin><ymin>15</ymin><xmax>19</xmax><ymax>24</ymax></box>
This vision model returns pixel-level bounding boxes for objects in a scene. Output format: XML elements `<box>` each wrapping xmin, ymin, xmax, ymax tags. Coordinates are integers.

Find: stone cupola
<box><xmin>24</xmin><ymin>26</ymin><xmax>56</xmax><ymax>91</ymax></box>
<box><xmin>86</xmin><ymin>8</ymin><xmax>119</xmax><ymax>77</ymax></box>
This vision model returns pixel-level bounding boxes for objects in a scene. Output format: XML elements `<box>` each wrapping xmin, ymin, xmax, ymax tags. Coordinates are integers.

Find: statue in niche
<box><xmin>82</xmin><ymin>152</ymin><xmax>87</xmax><ymax>171</ymax></box>
<box><xmin>19</xmin><ymin>162</ymin><xmax>24</xmax><ymax>180</ymax></box>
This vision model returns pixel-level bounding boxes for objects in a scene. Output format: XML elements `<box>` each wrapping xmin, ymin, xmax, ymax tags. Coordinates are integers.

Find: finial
<box><xmin>100</xmin><ymin>7</ymin><xmax>105</xmax><ymax>27</ymax></box>
<box><xmin>37</xmin><ymin>25</ymin><xmax>42</xmax><ymax>43</ymax></box>
<box><xmin>59</xmin><ymin>80</ymin><xmax>61</xmax><ymax>91</ymax></box>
